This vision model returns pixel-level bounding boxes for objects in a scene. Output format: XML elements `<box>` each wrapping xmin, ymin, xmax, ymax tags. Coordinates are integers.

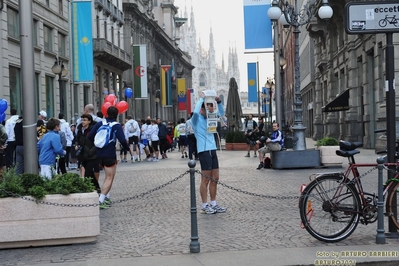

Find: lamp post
<box><xmin>51</xmin><ymin>56</ymin><xmax>68</xmax><ymax>114</ymax></box>
<box><xmin>267</xmin><ymin>0</ymin><xmax>333</xmax><ymax>150</ymax></box>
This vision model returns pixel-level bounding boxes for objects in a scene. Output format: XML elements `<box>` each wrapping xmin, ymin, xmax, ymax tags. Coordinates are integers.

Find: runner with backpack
<box><xmin>87</xmin><ymin>106</ymin><xmax>130</xmax><ymax>209</ymax></box>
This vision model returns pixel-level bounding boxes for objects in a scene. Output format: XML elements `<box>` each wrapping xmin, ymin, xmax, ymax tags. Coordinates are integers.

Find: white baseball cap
<box><xmin>38</xmin><ymin>110</ymin><xmax>47</xmax><ymax>118</ymax></box>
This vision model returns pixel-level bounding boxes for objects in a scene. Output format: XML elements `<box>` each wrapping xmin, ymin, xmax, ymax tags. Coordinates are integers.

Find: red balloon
<box><xmin>116</xmin><ymin>101</ymin><xmax>128</xmax><ymax>114</ymax></box>
<box><xmin>102</xmin><ymin>102</ymin><xmax>112</xmax><ymax>117</ymax></box>
<box><xmin>105</xmin><ymin>94</ymin><xmax>117</xmax><ymax>106</ymax></box>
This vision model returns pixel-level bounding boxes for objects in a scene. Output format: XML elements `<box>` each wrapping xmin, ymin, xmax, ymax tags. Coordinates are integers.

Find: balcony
<box><xmin>93</xmin><ymin>38</ymin><xmax>131</xmax><ymax>71</ymax></box>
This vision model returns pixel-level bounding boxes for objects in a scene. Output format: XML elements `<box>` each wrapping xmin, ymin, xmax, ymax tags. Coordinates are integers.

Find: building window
<box><xmin>58</xmin><ymin>32</ymin><xmax>66</xmax><ymax>56</ymax></box>
<box><xmin>7</xmin><ymin>8</ymin><xmax>19</xmax><ymax>39</ymax></box>
<box><xmin>199</xmin><ymin>73</ymin><xmax>206</xmax><ymax>87</ymax></box>
<box><xmin>104</xmin><ymin>21</ymin><xmax>107</xmax><ymax>39</ymax></box>
<box><xmin>154</xmin><ymin>0</ymin><xmax>158</xmax><ymax>7</ymax></box>
<box><xmin>45</xmin><ymin>75</ymin><xmax>54</xmax><ymax>118</ymax></box>
<box><xmin>96</xmin><ymin>16</ymin><xmax>100</xmax><ymax>38</ymax></box>
<box><xmin>9</xmin><ymin>67</ymin><xmax>22</xmax><ymax>113</ymax></box>
<box><xmin>35</xmin><ymin>73</ymin><xmax>40</xmax><ymax>115</ymax></box>
<box><xmin>111</xmin><ymin>26</ymin><xmax>114</xmax><ymax>44</ymax></box>
<box><xmin>59</xmin><ymin>0</ymin><xmax>63</xmax><ymax>15</ymax></box>
<box><xmin>73</xmin><ymin>84</ymin><xmax>80</xmax><ymax>122</ymax></box>
<box><xmin>44</xmin><ymin>25</ymin><xmax>53</xmax><ymax>52</ymax></box>
<box><xmin>45</xmin><ymin>0</ymin><xmax>50</xmax><ymax>7</ymax></box>
<box><xmin>33</xmin><ymin>20</ymin><xmax>38</xmax><ymax>46</ymax></box>
<box><xmin>117</xmin><ymin>31</ymin><xmax>120</xmax><ymax>47</ymax></box>
<box><xmin>84</xmin><ymin>86</ymin><xmax>90</xmax><ymax>105</ymax></box>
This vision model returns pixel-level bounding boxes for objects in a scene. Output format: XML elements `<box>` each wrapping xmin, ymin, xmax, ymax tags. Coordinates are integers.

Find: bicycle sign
<box><xmin>345</xmin><ymin>1</ymin><xmax>399</xmax><ymax>34</ymax></box>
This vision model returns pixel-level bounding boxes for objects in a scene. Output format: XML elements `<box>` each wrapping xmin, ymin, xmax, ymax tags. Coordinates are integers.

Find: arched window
<box><xmin>199</xmin><ymin>73</ymin><xmax>206</xmax><ymax>87</ymax></box>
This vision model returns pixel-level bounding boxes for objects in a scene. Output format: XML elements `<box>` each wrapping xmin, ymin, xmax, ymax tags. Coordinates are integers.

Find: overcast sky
<box><xmin>174</xmin><ymin>0</ymin><xmax>274</xmax><ymax>93</ymax></box>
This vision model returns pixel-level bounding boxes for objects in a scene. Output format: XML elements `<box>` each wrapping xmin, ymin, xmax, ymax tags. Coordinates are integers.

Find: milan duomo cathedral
<box><xmin>178</xmin><ymin>5</ymin><xmax>241</xmax><ymax>107</ymax></box>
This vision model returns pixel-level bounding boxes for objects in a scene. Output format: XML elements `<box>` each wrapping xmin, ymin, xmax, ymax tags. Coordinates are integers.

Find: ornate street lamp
<box><xmin>267</xmin><ymin>0</ymin><xmax>333</xmax><ymax>150</ymax></box>
<box><xmin>51</xmin><ymin>56</ymin><xmax>68</xmax><ymax>114</ymax></box>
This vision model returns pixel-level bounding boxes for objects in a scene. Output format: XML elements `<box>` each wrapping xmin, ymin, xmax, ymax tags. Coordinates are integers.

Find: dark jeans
<box><xmin>5</xmin><ymin>141</ymin><xmax>16</xmax><ymax>169</ymax></box>
<box><xmin>83</xmin><ymin>159</ymin><xmax>101</xmax><ymax>192</ymax></box>
<box><xmin>187</xmin><ymin>134</ymin><xmax>197</xmax><ymax>159</ymax></box>
<box><xmin>15</xmin><ymin>145</ymin><xmax>24</xmax><ymax>175</ymax></box>
<box><xmin>57</xmin><ymin>157</ymin><xmax>67</xmax><ymax>174</ymax></box>
<box><xmin>159</xmin><ymin>137</ymin><xmax>168</xmax><ymax>155</ymax></box>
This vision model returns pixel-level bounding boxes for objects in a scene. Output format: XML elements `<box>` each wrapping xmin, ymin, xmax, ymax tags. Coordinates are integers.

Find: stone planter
<box><xmin>318</xmin><ymin>146</ymin><xmax>344</xmax><ymax>166</ymax></box>
<box><xmin>233</xmin><ymin>143</ymin><xmax>249</xmax><ymax>150</ymax></box>
<box><xmin>0</xmin><ymin>192</ymin><xmax>100</xmax><ymax>249</ymax></box>
<box><xmin>225</xmin><ymin>143</ymin><xmax>234</xmax><ymax>150</ymax></box>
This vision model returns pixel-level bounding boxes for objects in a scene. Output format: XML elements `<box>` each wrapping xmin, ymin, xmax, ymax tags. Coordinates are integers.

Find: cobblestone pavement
<box><xmin>1</xmin><ymin>145</ymin><xmax>399</xmax><ymax>265</ymax></box>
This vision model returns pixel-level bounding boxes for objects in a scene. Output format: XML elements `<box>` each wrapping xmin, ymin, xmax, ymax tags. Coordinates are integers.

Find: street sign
<box><xmin>345</xmin><ymin>1</ymin><xmax>399</xmax><ymax>34</ymax></box>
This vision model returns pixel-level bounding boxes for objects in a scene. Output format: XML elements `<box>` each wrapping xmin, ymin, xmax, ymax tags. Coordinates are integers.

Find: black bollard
<box><xmin>188</xmin><ymin>160</ymin><xmax>200</xmax><ymax>253</ymax></box>
<box><xmin>376</xmin><ymin>157</ymin><xmax>385</xmax><ymax>244</ymax></box>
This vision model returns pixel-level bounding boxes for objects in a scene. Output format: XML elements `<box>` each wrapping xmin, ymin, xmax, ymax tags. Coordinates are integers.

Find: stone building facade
<box><xmin>178</xmin><ymin>4</ymin><xmax>240</xmax><ymax>113</ymax></box>
<box><xmin>280</xmin><ymin>0</ymin><xmax>398</xmax><ymax>149</ymax></box>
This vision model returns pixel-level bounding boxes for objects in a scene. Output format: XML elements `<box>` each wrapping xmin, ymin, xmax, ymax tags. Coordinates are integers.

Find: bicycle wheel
<box><xmin>299</xmin><ymin>175</ymin><xmax>361</xmax><ymax>242</ymax></box>
<box><xmin>387</xmin><ymin>181</ymin><xmax>399</xmax><ymax>229</ymax></box>
<box><xmin>379</xmin><ymin>19</ymin><xmax>387</xmax><ymax>27</ymax></box>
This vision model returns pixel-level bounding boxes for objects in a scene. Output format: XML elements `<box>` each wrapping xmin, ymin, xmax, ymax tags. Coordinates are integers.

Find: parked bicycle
<box><xmin>299</xmin><ymin>140</ymin><xmax>399</xmax><ymax>242</ymax></box>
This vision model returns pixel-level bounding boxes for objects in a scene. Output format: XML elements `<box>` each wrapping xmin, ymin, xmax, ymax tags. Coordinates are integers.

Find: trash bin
<box><xmin>285</xmin><ymin>136</ymin><xmax>293</xmax><ymax>149</ymax></box>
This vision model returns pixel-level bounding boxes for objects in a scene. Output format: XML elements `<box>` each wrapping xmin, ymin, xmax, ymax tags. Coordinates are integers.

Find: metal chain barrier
<box><xmin>195</xmin><ymin>169</ymin><xmax>301</xmax><ymax>200</ymax></box>
<box><xmin>0</xmin><ymin>170</ymin><xmax>190</xmax><ymax>207</ymax></box>
<box><xmin>196</xmin><ymin>166</ymin><xmax>381</xmax><ymax>200</ymax></box>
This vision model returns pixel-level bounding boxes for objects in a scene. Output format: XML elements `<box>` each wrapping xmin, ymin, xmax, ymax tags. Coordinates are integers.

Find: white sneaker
<box><xmin>147</xmin><ymin>158</ymin><xmax>153</xmax><ymax>162</ymax></box>
<box><xmin>201</xmin><ymin>204</ymin><xmax>216</xmax><ymax>214</ymax></box>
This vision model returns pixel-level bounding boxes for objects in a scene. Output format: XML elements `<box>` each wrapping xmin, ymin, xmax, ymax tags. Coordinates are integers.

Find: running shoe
<box><xmin>256</xmin><ymin>163</ymin><xmax>264</xmax><ymax>170</ymax></box>
<box><xmin>184</xmin><ymin>151</ymin><xmax>188</xmax><ymax>158</ymax></box>
<box><xmin>104</xmin><ymin>198</ymin><xmax>112</xmax><ymax>205</ymax></box>
<box><xmin>99</xmin><ymin>202</ymin><xmax>109</xmax><ymax>209</ymax></box>
<box><xmin>153</xmin><ymin>158</ymin><xmax>159</xmax><ymax>162</ymax></box>
<box><xmin>212</xmin><ymin>204</ymin><xmax>227</xmax><ymax>213</ymax></box>
<box><xmin>254</xmin><ymin>154</ymin><xmax>257</xmax><ymax>158</ymax></box>
<box><xmin>181</xmin><ymin>155</ymin><xmax>184</xmax><ymax>158</ymax></box>
<box><xmin>245</xmin><ymin>153</ymin><xmax>250</xmax><ymax>157</ymax></box>
<box><xmin>201</xmin><ymin>204</ymin><xmax>216</xmax><ymax>214</ymax></box>
<box><xmin>147</xmin><ymin>158</ymin><xmax>153</xmax><ymax>162</ymax></box>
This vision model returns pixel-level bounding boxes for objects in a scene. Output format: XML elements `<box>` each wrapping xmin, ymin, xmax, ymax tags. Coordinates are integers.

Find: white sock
<box><xmin>105</xmin><ymin>192</ymin><xmax>110</xmax><ymax>199</ymax></box>
<box><xmin>202</xmin><ymin>203</ymin><xmax>208</xmax><ymax>209</ymax></box>
<box><xmin>210</xmin><ymin>200</ymin><xmax>217</xmax><ymax>207</ymax></box>
<box><xmin>99</xmin><ymin>194</ymin><xmax>106</xmax><ymax>203</ymax></box>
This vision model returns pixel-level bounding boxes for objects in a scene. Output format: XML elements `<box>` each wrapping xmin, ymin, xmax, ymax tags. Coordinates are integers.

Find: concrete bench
<box><xmin>270</xmin><ymin>149</ymin><xmax>320</xmax><ymax>169</ymax></box>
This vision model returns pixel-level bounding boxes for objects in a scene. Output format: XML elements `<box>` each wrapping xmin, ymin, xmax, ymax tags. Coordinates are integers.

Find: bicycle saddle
<box><xmin>339</xmin><ymin>140</ymin><xmax>363</xmax><ymax>151</ymax></box>
<box><xmin>336</xmin><ymin>149</ymin><xmax>360</xmax><ymax>157</ymax></box>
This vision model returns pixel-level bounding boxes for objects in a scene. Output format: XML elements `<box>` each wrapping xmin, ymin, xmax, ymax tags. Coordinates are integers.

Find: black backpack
<box><xmin>264</xmin><ymin>157</ymin><xmax>272</xmax><ymax>169</ymax></box>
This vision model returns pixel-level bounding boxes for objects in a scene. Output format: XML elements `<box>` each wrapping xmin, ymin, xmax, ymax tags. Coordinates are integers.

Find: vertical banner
<box><xmin>186</xmin><ymin>88</ymin><xmax>193</xmax><ymax>113</ymax></box>
<box><xmin>71</xmin><ymin>1</ymin><xmax>93</xmax><ymax>82</ymax></box>
<box><xmin>243</xmin><ymin>0</ymin><xmax>272</xmax><ymax>53</ymax></box>
<box><xmin>177</xmin><ymin>78</ymin><xmax>186</xmax><ymax>111</ymax></box>
<box><xmin>247</xmin><ymin>62</ymin><xmax>258</xmax><ymax>102</ymax></box>
<box><xmin>161</xmin><ymin>65</ymin><xmax>171</xmax><ymax>106</ymax></box>
<box><xmin>262</xmin><ymin>87</ymin><xmax>270</xmax><ymax>115</ymax></box>
<box><xmin>133</xmin><ymin>45</ymin><xmax>148</xmax><ymax>98</ymax></box>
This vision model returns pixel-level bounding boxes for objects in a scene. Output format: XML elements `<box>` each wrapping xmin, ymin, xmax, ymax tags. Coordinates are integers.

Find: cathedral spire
<box><xmin>190</xmin><ymin>2</ymin><xmax>195</xmax><ymax>31</ymax></box>
<box><xmin>209</xmin><ymin>25</ymin><xmax>214</xmax><ymax>51</ymax></box>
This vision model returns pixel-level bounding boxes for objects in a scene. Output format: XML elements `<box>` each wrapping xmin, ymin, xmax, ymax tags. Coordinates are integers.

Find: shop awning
<box><xmin>322</xmin><ymin>89</ymin><xmax>350</xmax><ymax>112</ymax></box>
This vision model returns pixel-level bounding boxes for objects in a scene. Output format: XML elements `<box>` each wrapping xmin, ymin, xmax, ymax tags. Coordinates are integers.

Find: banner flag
<box><xmin>247</xmin><ymin>62</ymin><xmax>258</xmax><ymax>103</ymax></box>
<box><xmin>133</xmin><ymin>45</ymin><xmax>148</xmax><ymax>98</ymax></box>
<box><xmin>71</xmin><ymin>1</ymin><xmax>93</xmax><ymax>82</ymax></box>
<box><xmin>261</xmin><ymin>87</ymin><xmax>270</xmax><ymax>115</ymax></box>
<box><xmin>177</xmin><ymin>78</ymin><xmax>186</xmax><ymax>111</ymax></box>
<box><xmin>186</xmin><ymin>89</ymin><xmax>194</xmax><ymax>113</ymax></box>
<box><xmin>161</xmin><ymin>65</ymin><xmax>171</xmax><ymax>106</ymax></box>
<box><xmin>243</xmin><ymin>0</ymin><xmax>273</xmax><ymax>53</ymax></box>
